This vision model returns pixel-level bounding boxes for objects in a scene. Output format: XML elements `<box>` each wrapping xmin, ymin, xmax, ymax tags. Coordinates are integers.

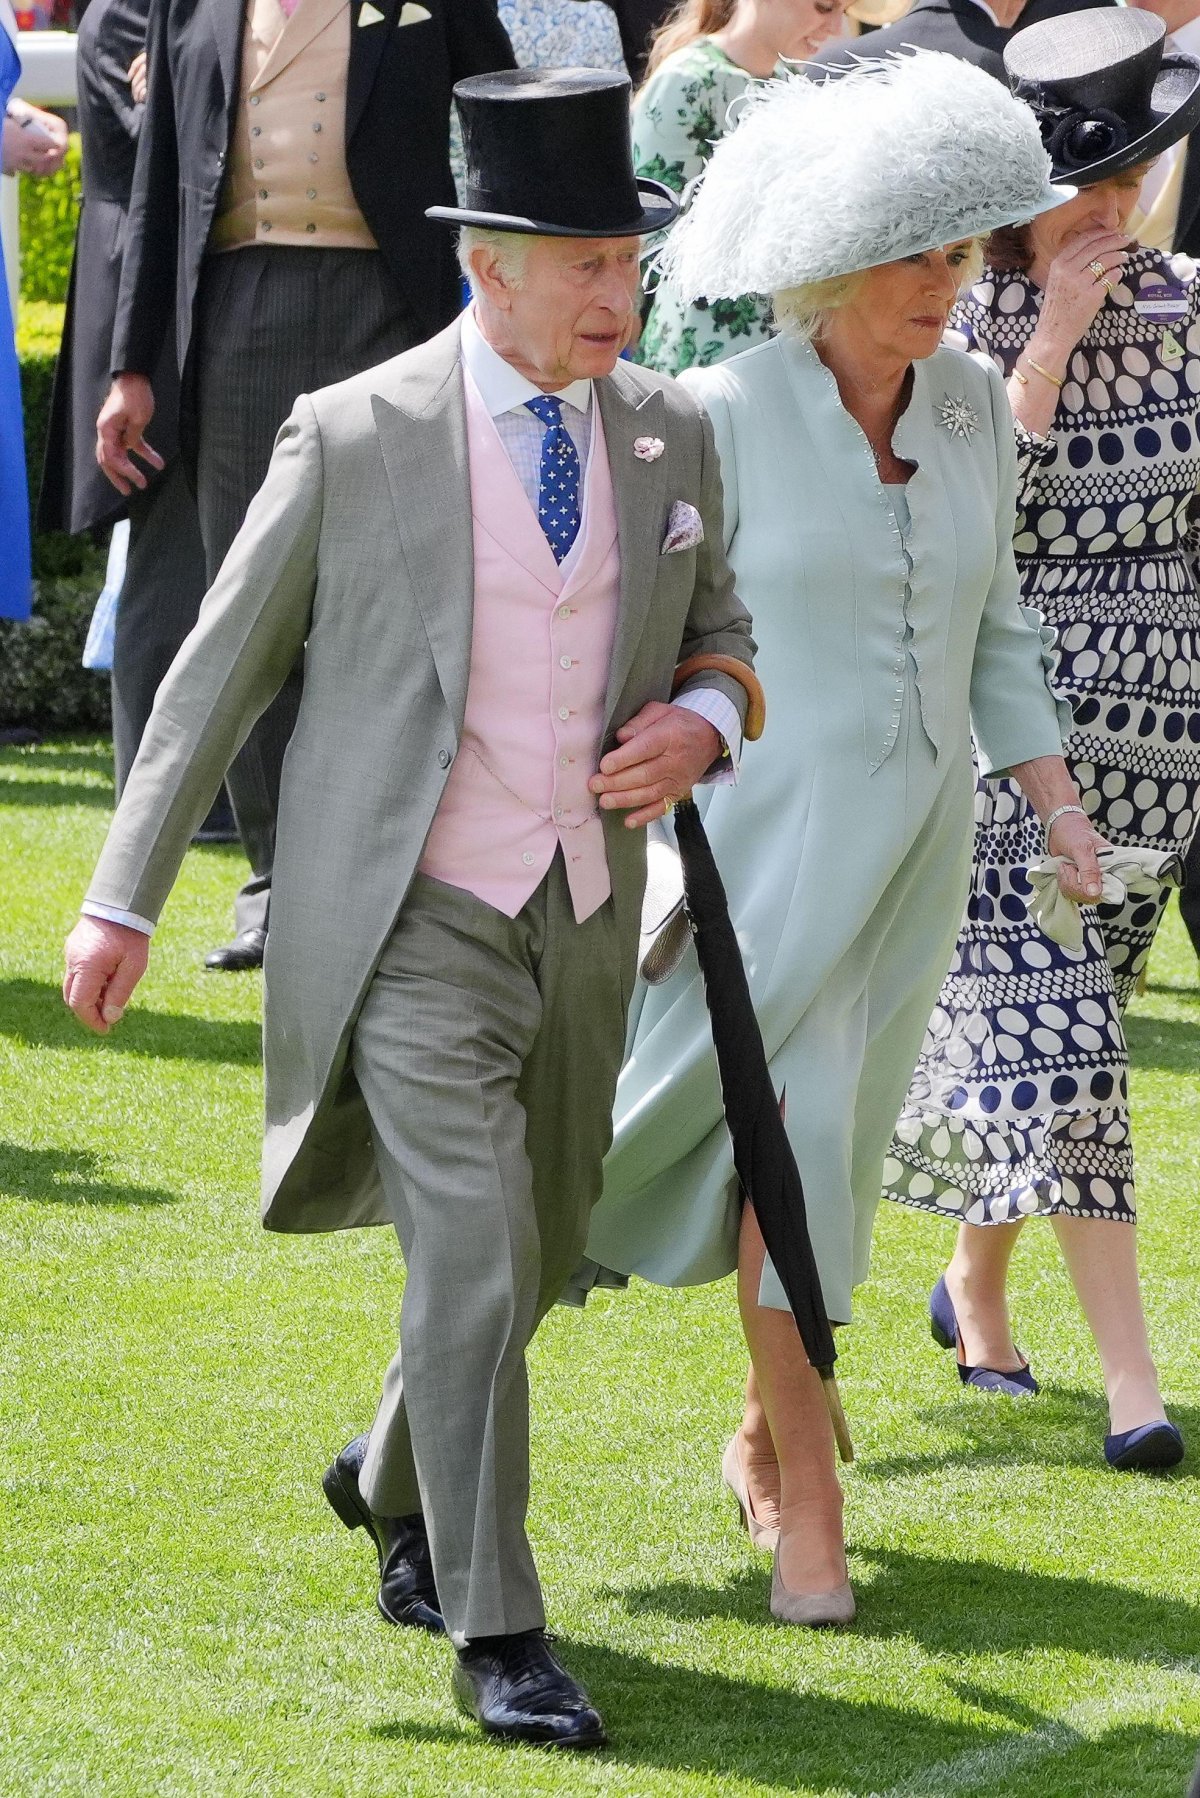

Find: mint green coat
<box><xmin>584</xmin><ymin>333</ymin><xmax>1069</xmax><ymax>1322</ymax></box>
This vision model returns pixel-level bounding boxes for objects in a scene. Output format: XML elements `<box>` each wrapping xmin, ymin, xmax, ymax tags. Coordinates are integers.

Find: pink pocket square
<box><xmin>661</xmin><ymin>500</ymin><xmax>704</xmax><ymax>556</ymax></box>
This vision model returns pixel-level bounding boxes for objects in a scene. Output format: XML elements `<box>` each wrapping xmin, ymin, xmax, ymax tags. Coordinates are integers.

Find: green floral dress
<box><xmin>633</xmin><ymin>38</ymin><xmax>776</xmax><ymax>376</ymax></box>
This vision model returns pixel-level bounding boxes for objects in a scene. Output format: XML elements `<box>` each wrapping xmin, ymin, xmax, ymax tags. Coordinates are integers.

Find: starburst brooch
<box><xmin>938</xmin><ymin>394</ymin><xmax>980</xmax><ymax>440</ymax></box>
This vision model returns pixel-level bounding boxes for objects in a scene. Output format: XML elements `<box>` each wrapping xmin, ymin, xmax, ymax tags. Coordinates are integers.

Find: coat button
<box><xmin>250</xmin><ymin>125</ymin><xmax>261</xmax><ymax>137</ymax></box>
<box><xmin>312</xmin><ymin>121</ymin><xmax>323</xmax><ymax>133</ymax></box>
<box><xmin>258</xmin><ymin>188</ymin><xmax>268</xmax><ymax>200</ymax></box>
<box><xmin>437</xmin><ymin>748</ymin><xmax>451</xmax><ymax>768</ymax></box>
<box><xmin>253</xmin><ymin>158</ymin><xmax>264</xmax><ymax>170</ymax></box>
<box><xmin>306</xmin><ymin>187</ymin><xmax>317</xmax><ymax>199</ymax></box>
<box><xmin>315</xmin><ymin>91</ymin><xmax>326</xmax><ymax>101</ymax></box>
<box><xmin>305</xmin><ymin>222</ymin><xmax>316</xmax><ymax>232</ymax></box>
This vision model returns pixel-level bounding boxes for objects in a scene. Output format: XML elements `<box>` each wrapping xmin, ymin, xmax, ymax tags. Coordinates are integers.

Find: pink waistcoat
<box><xmin>418</xmin><ymin>370</ymin><xmax>621</xmax><ymax>923</ymax></box>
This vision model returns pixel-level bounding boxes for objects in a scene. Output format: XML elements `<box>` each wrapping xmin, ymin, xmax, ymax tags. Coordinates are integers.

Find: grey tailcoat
<box><xmin>85</xmin><ymin>320</ymin><xmax>755</xmax><ymax>1231</ymax></box>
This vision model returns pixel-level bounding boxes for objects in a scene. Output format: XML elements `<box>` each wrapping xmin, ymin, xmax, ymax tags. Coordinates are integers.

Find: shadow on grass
<box><xmin>0</xmin><ymin>775</ymin><xmax>114</xmax><ymax>809</ymax></box>
<box><xmin>366</xmin><ymin>1640</ymin><xmax>1196</xmax><ymax>1793</ymax></box>
<box><xmin>619</xmin><ymin>1541</ymin><xmax>1200</xmax><ymax>1671</ymax></box>
<box><xmin>0</xmin><ymin>1141</ymin><xmax>175</xmax><ymax>1206</ymax></box>
<box><xmin>852</xmin><ymin>1383</ymin><xmax>1200</xmax><ymax>1482</ymax></box>
<box><xmin>1125</xmin><ymin>1011</ymin><xmax>1200</xmax><ymax>1075</ymax></box>
<box><xmin>0</xmin><ymin>977</ymin><xmax>261</xmax><ymax>1065</ymax></box>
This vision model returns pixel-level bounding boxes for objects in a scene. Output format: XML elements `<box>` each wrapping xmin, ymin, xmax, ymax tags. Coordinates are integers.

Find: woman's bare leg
<box><xmin>944</xmin><ymin>1219</ymin><xmax>1026</xmax><ymax>1371</ymax></box>
<box><xmin>737</xmin><ymin>1204</ymin><xmax>846</xmax><ymax>1594</ymax></box>
<box><xmin>1051</xmin><ymin>1215</ymin><xmax>1165</xmax><ymax>1433</ymax></box>
<box><xmin>736</xmin><ymin>1362</ymin><xmax>782</xmax><ymax>1535</ymax></box>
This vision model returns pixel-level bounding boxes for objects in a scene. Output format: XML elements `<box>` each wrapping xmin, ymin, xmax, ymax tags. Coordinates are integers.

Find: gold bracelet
<box><xmin>1012</xmin><ymin>368</ymin><xmax>1029</xmax><ymax>387</ymax></box>
<box><xmin>1024</xmin><ymin>357</ymin><xmax>1063</xmax><ymax>390</ymax></box>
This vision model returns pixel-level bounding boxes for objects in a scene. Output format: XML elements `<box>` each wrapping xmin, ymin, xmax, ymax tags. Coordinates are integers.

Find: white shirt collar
<box><xmin>460</xmin><ymin>306</ymin><xmax>592</xmax><ymax>420</ymax></box>
<box><xmin>1171</xmin><ymin>16</ymin><xmax>1200</xmax><ymax>56</ymax></box>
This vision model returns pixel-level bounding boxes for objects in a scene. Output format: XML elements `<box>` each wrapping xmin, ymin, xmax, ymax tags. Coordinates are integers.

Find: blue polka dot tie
<box><xmin>526</xmin><ymin>395</ymin><xmax>581</xmax><ymax>564</ymax></box>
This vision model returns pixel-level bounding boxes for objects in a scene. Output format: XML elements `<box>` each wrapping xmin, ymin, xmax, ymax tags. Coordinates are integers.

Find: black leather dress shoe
<box><xmin>453</xmin><ymin>1630</ymin><xmax>607</xmax><ymax>1749</ymax></box>
<box><xmin>203</xmin><ymin>928</ymin><xmax>267</xmax><ymax>972</ymax></box>
<box><xmin>322</xmin><ymin>1433</ymin><xmax>444</xmax><ymax>1632</ymax></box>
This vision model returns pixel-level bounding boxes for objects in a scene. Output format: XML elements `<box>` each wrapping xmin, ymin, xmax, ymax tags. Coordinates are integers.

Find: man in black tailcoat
<box><xmin>92</xmin><ymin>0</ymin><xmax>514</xmax><ymax>970</ymax></box>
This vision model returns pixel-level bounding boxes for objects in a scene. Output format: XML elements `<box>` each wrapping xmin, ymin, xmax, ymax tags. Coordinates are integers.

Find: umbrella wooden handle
<box><xmin>672</xmin><ymin>655</ymin><xmax>766</xmax><ymax>741</ymax></box>
<box><xmin>820</xmin><ymin>1370</ymin><xmax>854</xmax><ymax>1464</ymax></box>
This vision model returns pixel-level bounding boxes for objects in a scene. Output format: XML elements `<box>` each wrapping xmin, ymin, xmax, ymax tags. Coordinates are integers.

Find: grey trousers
<box><xmin>191</xmin><ymin>247</ymin><xmax>422</xmax><ymax>934</ymax></box>
<box><xmin>112</xmin><ymin>458</ymin><xmax>209</xmax><ymax>796</ymax></box>
<box><xmin>354</xmin><ymin>860</ymin><xmax>634</xmax><ymax>1644</ymax></box>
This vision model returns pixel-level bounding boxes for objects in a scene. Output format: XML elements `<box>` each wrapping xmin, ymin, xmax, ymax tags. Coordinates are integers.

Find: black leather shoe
<box><xmin>322</xmin><ymin>1433</ymin><xmax>444</xmax><ymax>1632</ymax></box>
<box><xmin>453</xmin><ymin>1630</ymin><xmax>607</xmax><ymax>1749</ymax></box>
<box><xmin>203</xmin><ymin>928</ymin><xmax>267</xmax><ymax>972</ymax></box>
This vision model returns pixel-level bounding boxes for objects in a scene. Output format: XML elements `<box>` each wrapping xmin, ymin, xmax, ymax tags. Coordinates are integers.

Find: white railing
<box><xmin>2</xmin><ymin>31</ymin><xmax>79</xmax><ymax>319</ymax></box>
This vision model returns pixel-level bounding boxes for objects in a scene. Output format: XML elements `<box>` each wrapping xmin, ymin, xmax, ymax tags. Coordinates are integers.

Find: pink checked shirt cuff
<box><xmin>673</xmin><ymin>687</ymin><xmax>742</xmax><ymax>785</ymax></box>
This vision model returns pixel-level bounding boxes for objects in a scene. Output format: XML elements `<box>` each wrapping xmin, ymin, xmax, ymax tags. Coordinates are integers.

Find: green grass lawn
<box><xmin>2</xmin><ymin>738</ymin><xmax>1199</xmax><ymax>1798</ymax></box>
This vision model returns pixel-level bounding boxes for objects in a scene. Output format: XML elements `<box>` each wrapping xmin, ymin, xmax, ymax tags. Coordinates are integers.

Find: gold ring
<box><xmin>1102</xmin><ymin>278</ymin><xmax>1115</xmax><ymax>297</ymax></box>
<box><xmin>662</xmin><ymin>795</ymin><xmax>675</xmax><ymax>817</ymax></box>
<box><xmin>1089</xmin><ymin>259</ymin><xmax>1107</xmax><ymax>282</ymax></box>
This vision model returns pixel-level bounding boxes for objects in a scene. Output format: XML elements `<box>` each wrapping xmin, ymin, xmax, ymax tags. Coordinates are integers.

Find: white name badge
<box><xmin>1134</xmin><ymin>284</ymin><xmax>1189</xmax><ymax>322</ymax></box>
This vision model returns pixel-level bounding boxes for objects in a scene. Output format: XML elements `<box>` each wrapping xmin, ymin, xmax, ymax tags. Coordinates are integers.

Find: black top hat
<box><xmin>426</xmin><ymin>68</ymin><xmax>679</xmax><ymax>237</ymax></box>
<box><xmin>1005</xmin><ymin>9</ymin><xmax>1200</xmax><ymax>188</ymax></box>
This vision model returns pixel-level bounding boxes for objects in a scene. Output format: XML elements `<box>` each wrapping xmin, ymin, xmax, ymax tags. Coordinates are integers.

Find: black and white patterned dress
<box><xmin>884</xmin><ymin>248</ymin><xmax>1200</xmax><ymax>1227</ymax></box>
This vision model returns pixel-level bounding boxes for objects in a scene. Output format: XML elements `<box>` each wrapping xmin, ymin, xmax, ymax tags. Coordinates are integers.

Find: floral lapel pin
<box><xmin>633</xmin><ymin>435</ymin><xmax>665</xmax><ymax>462</ymax></box>
<box><xmin>937</xmin><ymin>394</ymin><xmax>980</xmax><ymax>441</ymax></box>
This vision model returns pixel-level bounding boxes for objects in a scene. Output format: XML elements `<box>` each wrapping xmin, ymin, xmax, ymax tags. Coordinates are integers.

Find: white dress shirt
<box><xmin>85</xmin><ymin>317</ymin><xmax>741</xmax><ymax>939</ymax></box>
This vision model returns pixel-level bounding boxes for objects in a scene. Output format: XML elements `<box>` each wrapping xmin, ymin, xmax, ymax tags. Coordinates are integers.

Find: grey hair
<box><xmin>773</xmin><ymin>239</ymin><xmax>984</xmax><ymax>343</ymax></box>
<box><xmin>457</xmin><ymin>226</ymin><xmax>532</xmax><ymax>291</ymax></box>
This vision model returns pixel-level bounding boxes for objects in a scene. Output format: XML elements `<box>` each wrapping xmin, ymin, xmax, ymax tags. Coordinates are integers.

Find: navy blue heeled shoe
<box><xmin>1104</xmin><ymin>1420</ymin><xmax>1184</xmax><ymax>1472</ymax></box>
<box><xmin>929</xmin><ymin>1275</ymin><xmax>1039</xmax><ymax>1397</ymax></box>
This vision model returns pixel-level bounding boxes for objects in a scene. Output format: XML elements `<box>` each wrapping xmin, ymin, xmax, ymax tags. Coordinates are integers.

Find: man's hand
<box><xmin>589</xmin><ymin>700</ymin><xmax>721</xmax><ymax>829</ymax></box>
<box><xmin>63</xmin><ymin>917</ymin><xmax>150</xmax><ymax>1035</ymax></box>
<box><xmin>96</xmin><ymin>374</ymin><xmax>163</xmax><ymax>494</ymax></box>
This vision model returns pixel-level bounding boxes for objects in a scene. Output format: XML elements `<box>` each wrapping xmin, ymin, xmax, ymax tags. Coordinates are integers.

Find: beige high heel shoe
<box><xmin>721</xmin><ymin>1434</ymin><xmax>780</xmax><ymax>1553</ymax></box>
<box><xmin>769</xmin><ymin>1545</ymin><xmax>856</xmax><ymax>1628</ymax></box>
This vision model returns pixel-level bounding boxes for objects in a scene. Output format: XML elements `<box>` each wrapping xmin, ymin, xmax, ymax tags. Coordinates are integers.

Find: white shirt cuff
<box><xmin>81</xmin><ymin>901</ymin><xmax>155</xmax><ymax>937</ymax></box>
<box><xmin>673</xmin><ymin>687</ymin><xmax>742</xmax><ymax>785</ymax></box>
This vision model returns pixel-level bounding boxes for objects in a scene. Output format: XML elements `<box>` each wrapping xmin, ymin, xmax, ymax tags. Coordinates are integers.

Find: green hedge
<box><xmin>19</xmin><ymin>133</ymin><xmax>82</xmax><ymax>305</ymax></box>
<box><xmin>1</xmin><ymin>298</ymin><xmax>112</xmax><ymax>733</ymax></box>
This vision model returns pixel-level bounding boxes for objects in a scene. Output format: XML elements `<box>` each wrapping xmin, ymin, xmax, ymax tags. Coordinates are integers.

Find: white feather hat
<box><xmin>660</xmin><ymin>51</ymin><xmax>1072</xmax><ymax>299</ymax></box>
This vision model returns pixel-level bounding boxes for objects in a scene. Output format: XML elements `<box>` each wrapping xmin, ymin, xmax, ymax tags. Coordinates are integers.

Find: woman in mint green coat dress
<box><xmin>582</xmin><ymin>55</ymin><xmax>1104</xmax><ymax>1626</ymax></box>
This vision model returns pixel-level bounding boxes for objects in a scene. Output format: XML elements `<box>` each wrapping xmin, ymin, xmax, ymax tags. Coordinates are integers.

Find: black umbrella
<box><xmin>673</xmin><ymin>796</ymin><xmax>853</xmax><ymax>1462</ymax></box>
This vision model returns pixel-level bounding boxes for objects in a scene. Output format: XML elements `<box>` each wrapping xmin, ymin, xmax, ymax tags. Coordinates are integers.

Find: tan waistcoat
<box><xmin>211</xmin><ymin>0</ymin><xmax>377</xmax><ymax>253</ymax></box>
<box><xmin>1133</xmin><ymin>144</ymin><xmax>1186</xmax><ymax>256</ymax></box>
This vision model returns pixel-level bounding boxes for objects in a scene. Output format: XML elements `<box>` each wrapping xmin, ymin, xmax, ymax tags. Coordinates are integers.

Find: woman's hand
<box><xmin>1029</xmin><ymin>227</ymin><xmax>1131</xmax><ymax>368</ymax></box>
<box><xmin>1047</xmin><ymin>807</ymin><xmax>1107</xmax><ymax>906</ymax></box>
<box><xmin>2</xmin><ymin>102</ymin><xmax>68</xmax><ymax>177</ymax></box>
<box><xmin>128</xmin><ymin>50</ymin><xmax>148</xmax><ymax>105</ymax></box>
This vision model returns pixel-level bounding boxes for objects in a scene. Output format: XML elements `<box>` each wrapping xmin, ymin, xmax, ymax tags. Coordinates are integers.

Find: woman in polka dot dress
<box><xmin>883</xmin><ymin>11</ymin><xmax>1200</xmax><ymax>1471</ymax></box>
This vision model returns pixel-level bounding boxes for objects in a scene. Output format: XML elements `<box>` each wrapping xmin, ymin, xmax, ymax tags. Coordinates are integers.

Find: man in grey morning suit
<box><xmin>64</xmin><ymin>71</ymin><xmax>758</xmax><ymax>1748</ymax></box>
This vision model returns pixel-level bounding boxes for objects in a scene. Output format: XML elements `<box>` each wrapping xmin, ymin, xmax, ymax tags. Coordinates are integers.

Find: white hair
<box><xmin>457</xmin><ymin>227</ymin><xmax>531</xmax><ymax>292</ymax></box>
